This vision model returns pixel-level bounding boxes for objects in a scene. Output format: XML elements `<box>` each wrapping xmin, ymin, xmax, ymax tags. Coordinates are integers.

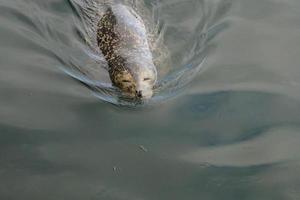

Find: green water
<box><xmin>1</xmin><ymin>0</ymin><xmax>300</xmax><ymax>199</ymax></box>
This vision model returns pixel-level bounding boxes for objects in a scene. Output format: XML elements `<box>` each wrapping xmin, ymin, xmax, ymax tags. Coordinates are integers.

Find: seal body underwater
<box><xmin>97</xmin><ymin>3</ymin><xmax>157</xmax><ymax>99</ymax></box>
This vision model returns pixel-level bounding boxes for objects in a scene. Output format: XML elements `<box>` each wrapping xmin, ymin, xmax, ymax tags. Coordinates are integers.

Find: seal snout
<box><xmin>135</xmin><ymin>87</ymin><xmax>153</xmax><ymax>99</ymax></box>
<box><xmin>136</xmin><ymin>90</ymin><xmax>143</xmax><ymax>98</ymax></box>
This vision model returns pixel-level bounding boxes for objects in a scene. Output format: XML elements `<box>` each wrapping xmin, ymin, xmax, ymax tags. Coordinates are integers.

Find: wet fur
<box><xmin>97</xmin><ymin>7</ymin><xmax>137</xmax><ymax>95</ymax></box>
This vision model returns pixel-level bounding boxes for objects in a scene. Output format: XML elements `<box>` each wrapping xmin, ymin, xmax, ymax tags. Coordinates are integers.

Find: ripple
<box><xmin>57</xmin><ymin>0</ymin><xmax>232</xmax><ymax>106</ymax></box>
<box><xmin>180</xmin><ymin>126</ymin><xmax>300</xmax><ymax>167</ymax></box>
<box><xmin>0</xmin><ymin>0</ymin><xmax>232</xmax><ymax>107</ymax></box>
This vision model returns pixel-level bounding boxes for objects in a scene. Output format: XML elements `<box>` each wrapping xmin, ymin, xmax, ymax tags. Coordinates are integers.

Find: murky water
<box><xmin>1</xmin><ymin>0</ymin><xmax>300</xmax><ymax>199</ymax></box>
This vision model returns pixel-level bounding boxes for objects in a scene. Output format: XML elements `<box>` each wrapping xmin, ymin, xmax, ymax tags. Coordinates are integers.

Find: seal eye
<box><xmin>143</xmin><ymin>78</ymin><xmax>151</xmax><ymax>81</ymax></box>
<box><xmin>122</xmin><ymin>80</ymin><xmax>131</xmax><ymax>83</ymax></box>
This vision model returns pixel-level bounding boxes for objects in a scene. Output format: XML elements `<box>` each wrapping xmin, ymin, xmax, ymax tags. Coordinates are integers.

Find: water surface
<box><xmin>1</xmin><ymin>0</ymin><xmax>300</xmax><ymax>199</ymax></box>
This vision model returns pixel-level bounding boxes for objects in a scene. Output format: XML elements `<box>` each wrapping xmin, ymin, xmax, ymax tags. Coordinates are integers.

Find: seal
<box><xmin>97</xmin><ymin>4</ymin><xmax>157</xmax><ymax>99</ymax></box>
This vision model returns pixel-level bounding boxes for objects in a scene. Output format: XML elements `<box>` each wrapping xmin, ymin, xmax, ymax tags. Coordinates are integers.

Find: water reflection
<box><xmin>1</xmin><ymin>91</ymin><xmax>300</xmax><ymax>199</ymax></box>
<box><xmin>1</xmin><ymin>0</ymin><xmax>300</xmax><ymax>199</ymax></box>
<box><xmin>181</xmin><ymin>126</ymin><xmax>300</xmax><ymax>167</ymax></box>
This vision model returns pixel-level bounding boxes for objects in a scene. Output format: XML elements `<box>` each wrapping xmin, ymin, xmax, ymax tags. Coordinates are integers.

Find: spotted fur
<box><xmin>97</xmin><ymin>4</ymin><xmax>157</xmax><ymax>98</ymax></box>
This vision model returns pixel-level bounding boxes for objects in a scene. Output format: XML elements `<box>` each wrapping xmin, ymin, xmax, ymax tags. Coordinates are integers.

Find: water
<box><xmin>1</xmin><ymin>0</ymin><xmax>300</xmax><ymax>199</ymax></box>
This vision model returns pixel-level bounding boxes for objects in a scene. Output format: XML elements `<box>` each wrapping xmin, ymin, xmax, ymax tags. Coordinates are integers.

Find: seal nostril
<box><xmin>136</xmin><ymin>90</ymin><xmax>142</xmax><ymax>98</ymax></box>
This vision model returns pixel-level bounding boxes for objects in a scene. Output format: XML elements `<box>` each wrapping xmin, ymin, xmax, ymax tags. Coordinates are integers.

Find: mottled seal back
<box><xmin>97</xmin><ymin>4</ymin><xmax>157</xmax><ymax>98</ymax></box>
